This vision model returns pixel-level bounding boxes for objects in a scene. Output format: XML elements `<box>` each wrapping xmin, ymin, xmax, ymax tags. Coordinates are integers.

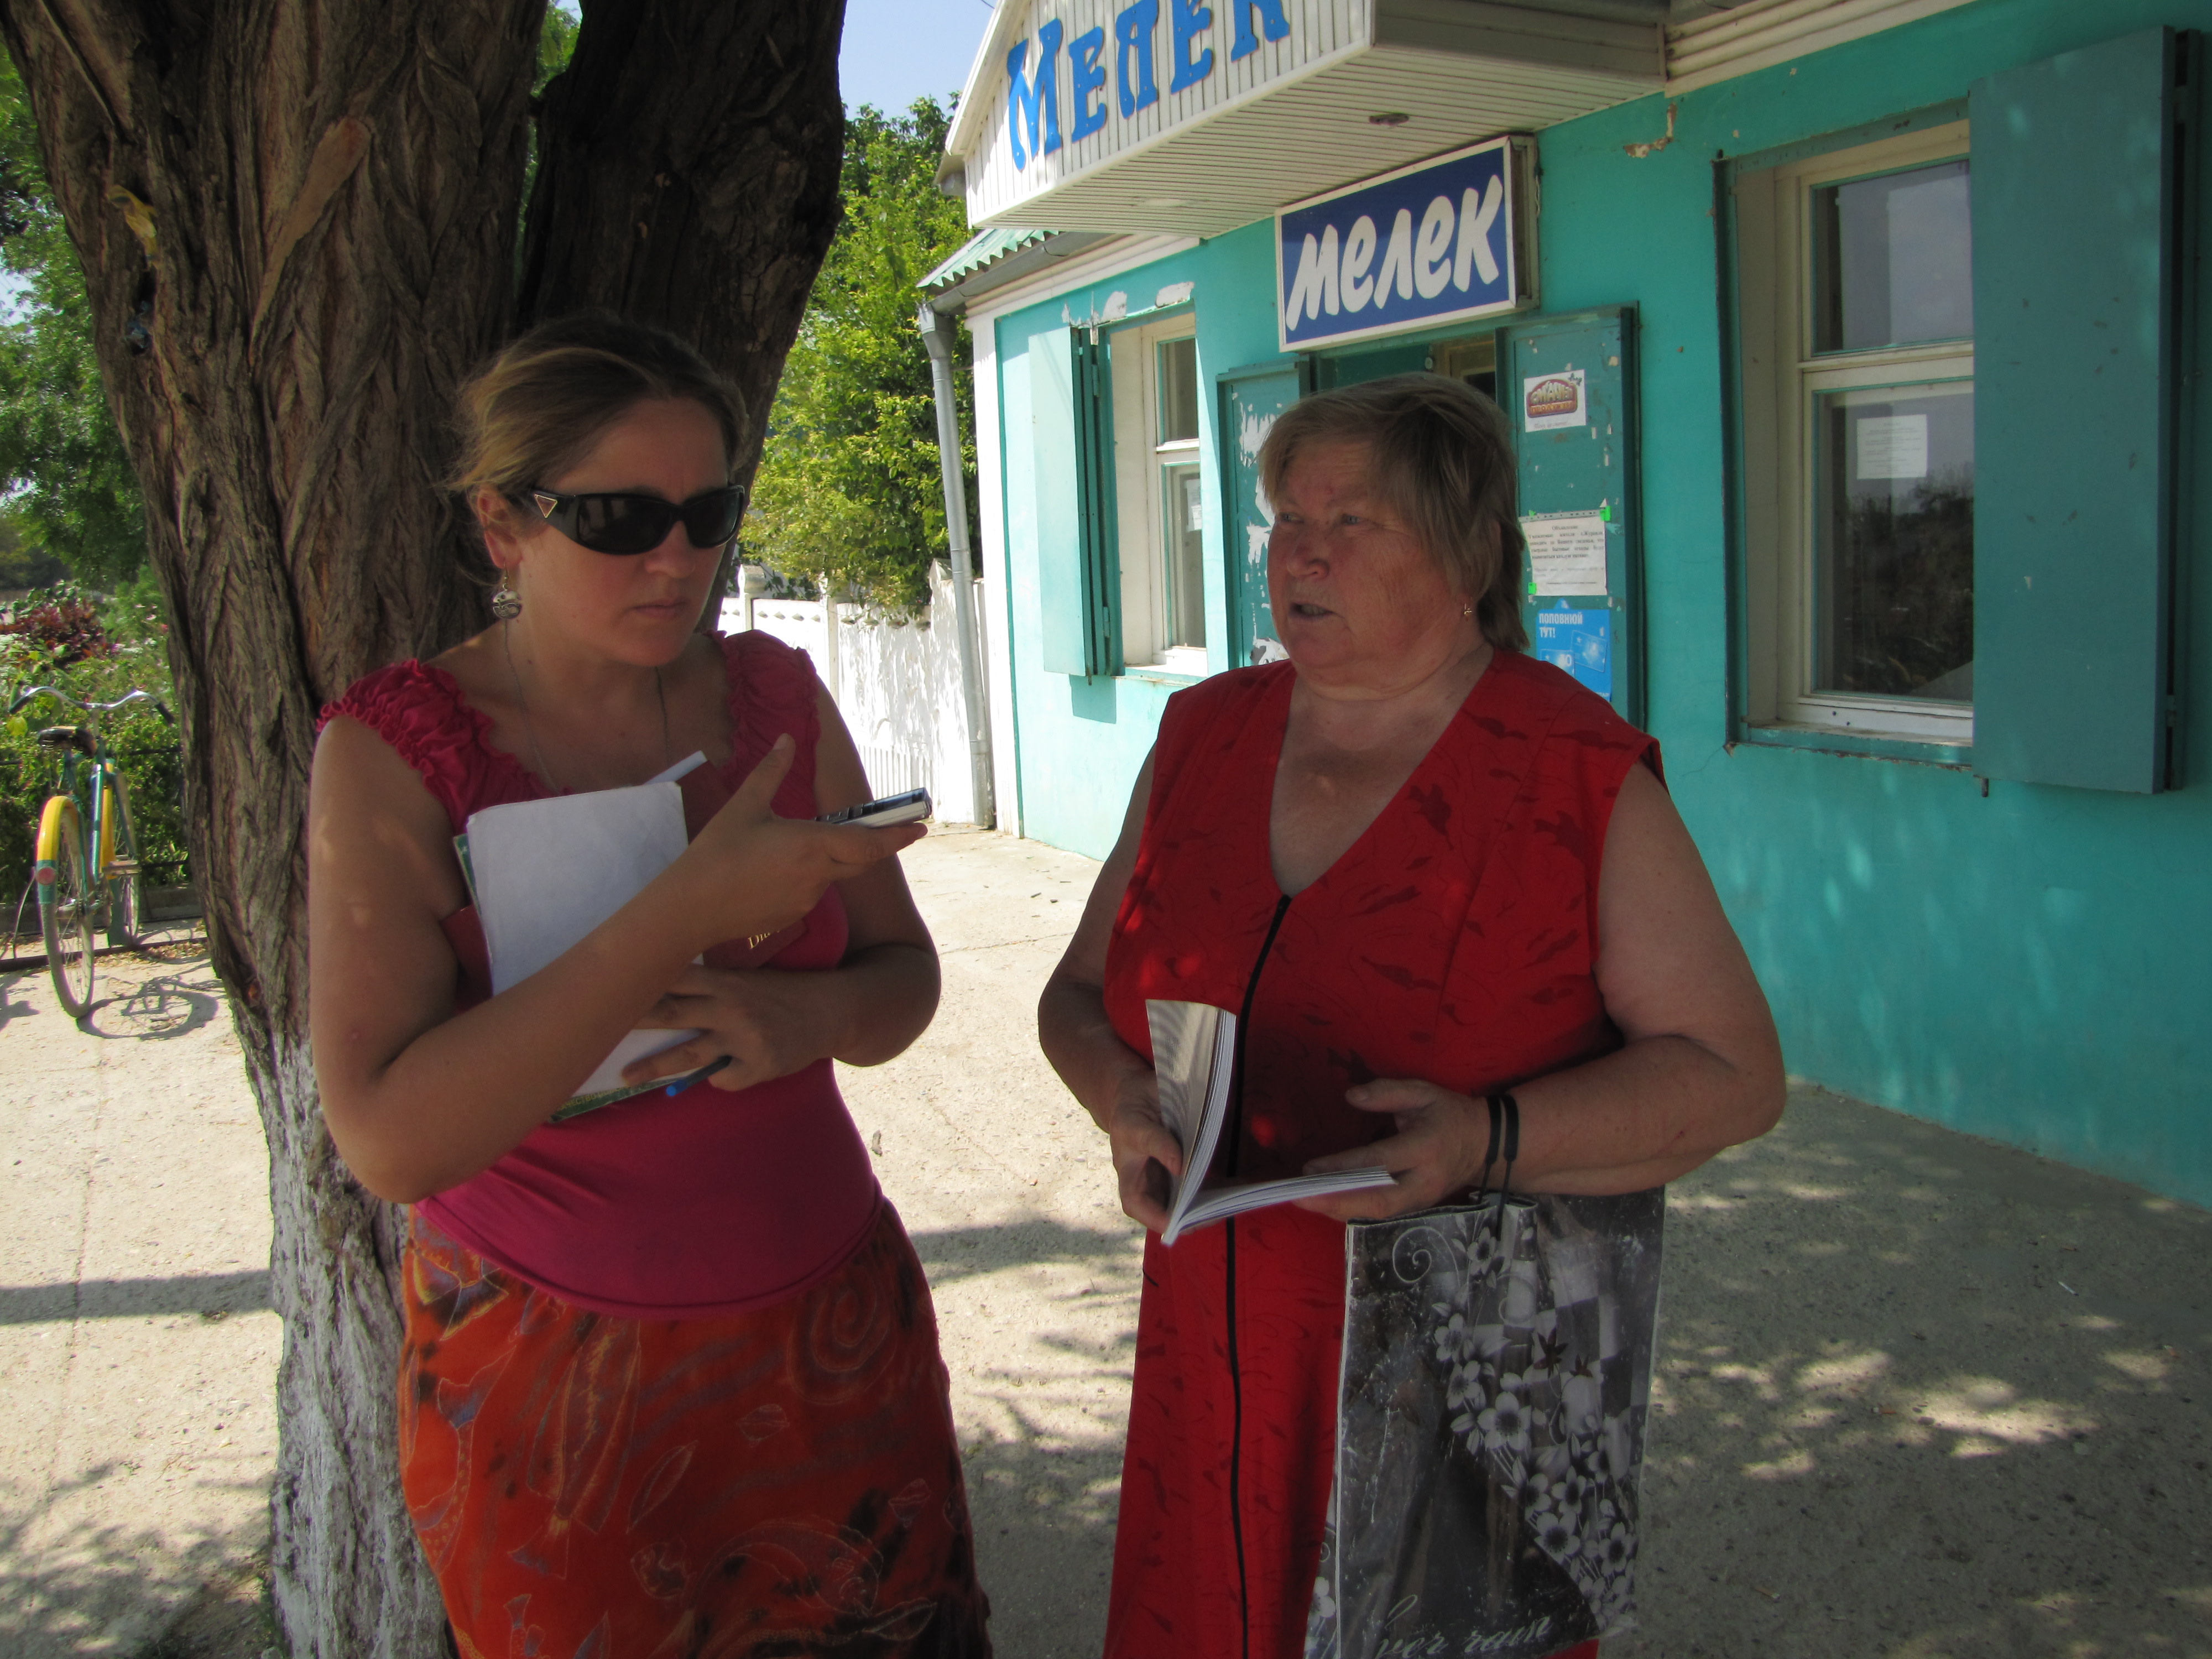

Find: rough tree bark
<box><xmin>0</xmin><ymin>2</ymin><xmax>846</xmax><ymax>1652</ymax></box>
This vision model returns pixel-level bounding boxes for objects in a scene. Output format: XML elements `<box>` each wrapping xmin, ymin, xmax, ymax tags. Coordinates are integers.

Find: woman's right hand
<box><xmin>1102</xmin><ymin>1066</ymin><xmax>1185</xmax><ymax>1233</ymax></box>
<box><xmin>671</xmin><ymin>734</ymin><xmax>924</xmax><ymax>948</ymax></box>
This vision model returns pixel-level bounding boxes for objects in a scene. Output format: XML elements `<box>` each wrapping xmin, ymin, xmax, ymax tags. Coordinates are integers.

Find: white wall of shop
<box><xmin>721</xmin><ymin>560</ymin><xmax>988</xmax><ymax>826</ymax></box>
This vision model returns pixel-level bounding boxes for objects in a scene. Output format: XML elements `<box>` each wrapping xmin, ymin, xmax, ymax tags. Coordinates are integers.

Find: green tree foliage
<box><xmin>747</xmin><ymin>97</ymin><xmax>976</xmax><ymax>612</ymax></box>
<box><xmin>0</xmin><ymin>53</ymin><xmax>147</xmax><ymax>589</ymax></box>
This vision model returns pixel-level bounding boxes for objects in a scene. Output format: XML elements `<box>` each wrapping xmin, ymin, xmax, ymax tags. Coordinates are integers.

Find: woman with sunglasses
<box><xmin>307</xmin><ymin>314</ymin><xmax>994</xmax><ymax>1656</ymax></box>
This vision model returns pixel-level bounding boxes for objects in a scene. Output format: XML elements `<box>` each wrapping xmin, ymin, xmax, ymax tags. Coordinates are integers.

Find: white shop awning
<box><xmin>940</xmin><ymin>0</ymin><xmax>1979</xmax><ymax>240</ymax></box>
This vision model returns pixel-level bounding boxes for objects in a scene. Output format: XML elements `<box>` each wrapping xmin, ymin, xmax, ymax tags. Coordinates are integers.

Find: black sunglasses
<box><xmin>519</xmin><ymin>484</ymin><xmax>748</xmax><ymax>555</ymax></box>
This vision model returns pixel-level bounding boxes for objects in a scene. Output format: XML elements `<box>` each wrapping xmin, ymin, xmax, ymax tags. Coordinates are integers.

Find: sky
<box><xmin>839</xmin><ymin>0</ymin><xmax>999</xmax><ymax>117</ymax></box>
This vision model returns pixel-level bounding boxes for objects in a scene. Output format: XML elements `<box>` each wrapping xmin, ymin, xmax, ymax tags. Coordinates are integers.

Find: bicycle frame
<box><xmin>9</xmin><ymin>682</ymin><xmax>167</xmax><ymax>1015</ymax></box>
<box><xmin>32</xmin><ymin>744</ymin><xmax>128</xmax><ymax>888</ymax></box>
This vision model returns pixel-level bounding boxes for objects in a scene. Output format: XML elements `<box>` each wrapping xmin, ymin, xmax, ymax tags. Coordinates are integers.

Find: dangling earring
<box><xmin>1461</xmin><ymin>603</ymin><xmax>1475</xmax><ymax>618</ymax></box>
<box><xmin>491</xmin><ymin>571</ymin><xmax>521</xmax><ymax>621</ymax></box>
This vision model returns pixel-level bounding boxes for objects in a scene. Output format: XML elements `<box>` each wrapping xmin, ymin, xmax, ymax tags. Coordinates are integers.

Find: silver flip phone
<box><xmin>817</xmin><ymin>787</ymin><xmax>931</xmax><ymax>828</ymax></box>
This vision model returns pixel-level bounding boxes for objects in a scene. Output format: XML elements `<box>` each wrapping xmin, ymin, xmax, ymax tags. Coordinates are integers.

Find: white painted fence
<box><xmin>722</xmin><ymin>560</ymin><xmax>987</xmax><ymax>825</ymax></box>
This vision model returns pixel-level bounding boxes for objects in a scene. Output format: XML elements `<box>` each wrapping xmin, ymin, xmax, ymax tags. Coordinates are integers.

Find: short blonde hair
<box><xmin>1258</xmin><ymin>372</ymin><xmax>1528</xmax><ymax>653</ymax></box>
<box><xmin>448</xmin><ymin>312</ymin><xmax>747</xmax><ymax>509</ymax></box>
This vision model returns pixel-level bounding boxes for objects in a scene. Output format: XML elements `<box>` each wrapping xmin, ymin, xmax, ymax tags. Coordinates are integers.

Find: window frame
<box><xmin>1736</xmin><ymin>118</ymin><xmax>1976</xmax><ymax>748</ymax></box>
<box><xmin>1107</xmin><ymin>310</ymin><xmax>1208</xmax><ymax>678</ymax></box>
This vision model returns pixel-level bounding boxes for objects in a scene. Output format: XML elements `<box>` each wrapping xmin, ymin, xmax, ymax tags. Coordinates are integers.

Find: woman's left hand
<box><xmin>1295</xmin><ymin>1078</ymin><xmax>1492</xmax><ymax>1222</ymax></box>
<box><xmin>623</xmin><ymin>965</ymin><xmax>834</xmax><ymax>1093</ymax></box>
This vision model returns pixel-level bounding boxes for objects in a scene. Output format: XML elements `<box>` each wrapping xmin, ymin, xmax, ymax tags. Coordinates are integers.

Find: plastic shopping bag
<box><xmin>1305</xmin><ymin>1190</ymin><xmax>1666</xmax><ymax>1659</ymax></box>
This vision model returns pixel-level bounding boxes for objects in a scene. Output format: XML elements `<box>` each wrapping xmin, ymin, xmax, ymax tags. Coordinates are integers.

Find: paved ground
<box><xmin>1</xmin><ymin>830</ymin><xmax>2207</xmax><ymax>1657</ymax></box>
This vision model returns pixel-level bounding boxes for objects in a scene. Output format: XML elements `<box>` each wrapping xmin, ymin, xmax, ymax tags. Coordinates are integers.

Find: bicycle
<box><xmin>10</xmin><ymin>684</ymin><xmax>172</xmax><ymax>1017</ymax></box>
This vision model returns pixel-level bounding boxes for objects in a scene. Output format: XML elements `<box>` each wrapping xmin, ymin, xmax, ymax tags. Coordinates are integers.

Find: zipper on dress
<box><xmin>1224</xmin><ymin>890</ymin><xmax>1291</xmax><ymax>1659</ymax></box>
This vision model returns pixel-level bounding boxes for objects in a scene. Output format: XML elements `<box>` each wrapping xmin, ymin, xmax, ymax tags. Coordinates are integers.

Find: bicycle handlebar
<box><xmin>9</xmin><ymin>685</ymin><xmax>174</xmax><ymax>723</ymax></box>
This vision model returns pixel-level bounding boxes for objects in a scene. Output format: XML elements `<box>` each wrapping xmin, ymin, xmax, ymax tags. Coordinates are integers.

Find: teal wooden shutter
<box><xmin>1498</xmin><ymin>306</ymin><xmax>1644</xmax><ymax>725</ymax></box>
<box><xmin>1032</xmin><ymin>326</ymin><xmax>1114</xmax><ymax>676</ymax></box>
<box><xmin>1971</xmin><ymin>28</ymin><xmax>2190</xmax><ymax>791</ymax></box>
<box><xmin>1215</xmin><ymin>358</ymin><xmax>1306</xmax><ymax>666</ymax></box>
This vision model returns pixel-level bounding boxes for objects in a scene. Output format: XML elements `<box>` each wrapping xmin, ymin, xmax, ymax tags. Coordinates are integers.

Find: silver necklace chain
<box><xmin>502</xmin><ymin>618</ymin><xmax>670</xmax><ymax>792</ymax></box>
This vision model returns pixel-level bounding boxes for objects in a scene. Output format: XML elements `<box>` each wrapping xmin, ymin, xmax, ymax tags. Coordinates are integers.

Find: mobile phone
<box><xmin>817</xmin><ymin>787</ymin><xmax>931</xmax><ymax>828</ymax></box>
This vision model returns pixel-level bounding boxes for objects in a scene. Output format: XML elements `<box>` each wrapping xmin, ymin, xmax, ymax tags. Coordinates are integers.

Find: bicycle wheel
<box><xmin>101</xmin><ymin>781</ymin><xmax>139</xmax><ymax>950</ymax></box>
<box><xmin>35</xmin><ymin>795</ymin><xmax>95</xmax><ymax>1016</ymax></box>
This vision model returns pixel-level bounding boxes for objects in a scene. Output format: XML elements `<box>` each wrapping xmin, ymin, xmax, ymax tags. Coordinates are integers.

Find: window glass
<box><xmin>1813</xmin><ymin>160</ymin><xmax>1973</xmax><ymax>352</ymax></box>
<box><xmin>1157</xmin><ymin>337</ymin><xmax>1199</xmax><ymax>444</ymax></box>
<box><xmin>1813</xmin><ymin>381</ymin><xmax>1975</xmax><ymax>700</ymax></box>
<box><xmin>1161</xmin><ymin>461</ymin><xmax>1206</xmax><ymax>649</ymax></box>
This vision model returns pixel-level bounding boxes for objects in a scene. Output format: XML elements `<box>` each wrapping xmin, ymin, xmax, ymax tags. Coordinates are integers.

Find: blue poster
<box><xmin>1537</xmin><ymin>606</ymin><xmax>1612</xmax><ymax>700</ymax></box>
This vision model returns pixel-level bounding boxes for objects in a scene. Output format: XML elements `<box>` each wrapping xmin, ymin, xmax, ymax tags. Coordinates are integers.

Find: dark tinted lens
<box><xmin>572</xmin><ymin>494</ymin><xmax>681</xmax><ymax>554</ymax></box>
<box><xmin>681</xmin><ymin>486</ymin><xmax>747</xmax><ymax>548</ymax></box>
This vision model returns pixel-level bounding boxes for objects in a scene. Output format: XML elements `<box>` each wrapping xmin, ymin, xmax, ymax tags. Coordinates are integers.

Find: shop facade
<box><xmin>923</xmin><ymin>0</ymin><xmax>2212</xmax><ymax>1208</ymax></box>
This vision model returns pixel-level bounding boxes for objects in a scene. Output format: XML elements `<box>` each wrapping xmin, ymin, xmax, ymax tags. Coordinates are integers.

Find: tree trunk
<box><xmin>520</xmin><ymin>0</ymin><xmax>846</xmax><ymax>487</ymax></box>
<box><xmin>0</xmin><ymin>2</ymin><xmax>846</xmax><ymax>1652</ymax></box>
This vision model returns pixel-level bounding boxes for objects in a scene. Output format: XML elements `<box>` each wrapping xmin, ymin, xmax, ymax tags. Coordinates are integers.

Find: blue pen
<box><xmin>667</xmin><ymin>1055</ymin><xmax>733</xmax><ymax>1096</ymax></box>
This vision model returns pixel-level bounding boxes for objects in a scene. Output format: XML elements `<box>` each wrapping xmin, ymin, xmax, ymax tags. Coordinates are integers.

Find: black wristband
<box><xmin>1479</xmin><ymin>1093</ymin><xmax>1505</xmax><ymax>1193</ymax></box>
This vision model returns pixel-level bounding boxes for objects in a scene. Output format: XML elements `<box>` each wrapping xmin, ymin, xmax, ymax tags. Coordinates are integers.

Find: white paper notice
<box><xmin>1522</xmin><ymin>512</ymin><xmax>1610</xmax><ymax>596</ymax></box>
<box><xmin>1856</xmin><ymin>414</ymin><xmax>1929</xmax><ymax>480</ymax></box>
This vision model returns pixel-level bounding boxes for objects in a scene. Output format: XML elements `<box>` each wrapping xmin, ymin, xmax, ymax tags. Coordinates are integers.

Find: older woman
<box><xmin>310</xmin><ymin>315</ymin><xmax>992</xmax><ymax>1656</ymax></box>
<box><xmin>1039</xmin><ymin>372</ymin><xmax>1783</xmax><ymax>1659</ymax></box>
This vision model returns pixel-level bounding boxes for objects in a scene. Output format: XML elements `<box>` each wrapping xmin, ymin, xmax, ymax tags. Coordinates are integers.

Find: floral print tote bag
<box><xmin>1304</xmin><ymin>1190</ymin><xmax>1666</xmax><ymax>1659</ymax></box>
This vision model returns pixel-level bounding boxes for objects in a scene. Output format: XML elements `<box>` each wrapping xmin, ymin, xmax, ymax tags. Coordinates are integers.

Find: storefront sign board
<box><xmin>1276</xmin><ymin>137</ymin><xmax>1536</xmax><ymax>352</ymax></box>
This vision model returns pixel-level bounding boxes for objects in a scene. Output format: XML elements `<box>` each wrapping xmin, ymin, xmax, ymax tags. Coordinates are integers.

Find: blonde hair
<box><xmin>1258</xmin><ymin>372</ymin><xmax>1528</xmax><ymax>653</ymax></box>
<box><xmin>448</xmin><ymin>312</ymin><xmax>747</xmax><ymax>512</ymax></box>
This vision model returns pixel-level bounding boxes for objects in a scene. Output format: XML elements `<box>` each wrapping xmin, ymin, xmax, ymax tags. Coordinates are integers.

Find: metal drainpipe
<box><xmin>917</xmin><ymin>299</ymin><xmax>995</xmax><ymax>828</ymax></box>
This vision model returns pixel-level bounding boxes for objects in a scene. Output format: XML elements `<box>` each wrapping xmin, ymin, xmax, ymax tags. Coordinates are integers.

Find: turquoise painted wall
<box><xmin>989</xmin><ymin>0</ymin><xmax>2212</xmax><ymax>1207</ymax></box>
<box><xmin>993</xmin><ymin>237</ymin><xmax>1281</xmax><ymax>853</ymax></box>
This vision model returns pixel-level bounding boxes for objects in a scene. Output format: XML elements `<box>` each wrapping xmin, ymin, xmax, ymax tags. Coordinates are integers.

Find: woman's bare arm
<box><xmin>621</xmin><ymin>685</ymin><xmax>940</xmax><ymax>1090</ymax></box>
<box><xmin>1303</xmin><ymin>761</ymin><xmax>1785</xmax><ymax>1214</ymax></box>
<box><xmin>307</xmin><ymin>716</ymin><xmax>917</xmax><ymax>1203</ymax></box>
<box><xmin>1036</xmin><ymin>752</ymin><xmax>1186</xmax><ymax>1230</ymax></box>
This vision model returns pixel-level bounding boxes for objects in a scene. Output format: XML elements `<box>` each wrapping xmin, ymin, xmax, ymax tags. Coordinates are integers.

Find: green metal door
<box><xmin>1498</xmin><ymin>306</ymin><xmax>1644</xmax><ymax>725</ymax></box>
<box><xmin>1216</xmin><ymin>359</ymin><xmax>1307</xmax><ymax>667</ymax></box>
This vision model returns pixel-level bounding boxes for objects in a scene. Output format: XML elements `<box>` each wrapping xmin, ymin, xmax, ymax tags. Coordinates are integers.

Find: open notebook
<box><xmin>1148</xmin><ymin>998</ymin><xmax>1395</xmax><ymax>1245</ymax></box>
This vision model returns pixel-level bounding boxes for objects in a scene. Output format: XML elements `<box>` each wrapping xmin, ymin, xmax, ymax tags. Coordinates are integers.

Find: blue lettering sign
<box><xmin>1536</xmin><ymin>604</ymin><xmax>1612</xmax><ymax>700</ymax></box>
<box><xmin>1168</xmin><ymin>0</ymin><xmax>1214</xmax><ymax>92</ymax></box>
<box><xmin>1006</xmin><ymin>20</ymin><xmax>1065</xmax><ymax>171</ymax></box>
<box><xmin>1070</xmin><ymin>25</ymin><xmax>1109</xmax><ymax>140</ymax></box>
<box><xmin>1276</xmin><ymin>138</ymin><xmax>1527</xmax><ymax>351</ymax></box>
<box><xmin>1228</xmin><ymin>0</ymin><xmax>1290</xmax><ymax>61</ymax></box>
<box><xmin>1115</xmin><ymin>1</ymin><xmax>1160</xmax><ymax>117</ymax></box>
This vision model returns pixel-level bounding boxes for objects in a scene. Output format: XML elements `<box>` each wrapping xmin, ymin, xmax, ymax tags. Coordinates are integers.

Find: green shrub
<box><xmin>1</xmin><ymin>592</ymin><xmax>187</xmax><ymax>926</ymax></box>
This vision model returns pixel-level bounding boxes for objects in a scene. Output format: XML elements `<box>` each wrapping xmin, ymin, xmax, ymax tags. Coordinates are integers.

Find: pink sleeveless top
<box><xmin>320</xmin><ymin>632</ymin><xmax>880</xmax><ymax>1319</ymax></box>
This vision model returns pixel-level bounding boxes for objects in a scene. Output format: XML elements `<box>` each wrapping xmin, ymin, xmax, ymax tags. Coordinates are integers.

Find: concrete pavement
<box><xmin>1</xmin><ymin>829</ymin><xmax>2206</xmax><ymax>1656</ymax></box>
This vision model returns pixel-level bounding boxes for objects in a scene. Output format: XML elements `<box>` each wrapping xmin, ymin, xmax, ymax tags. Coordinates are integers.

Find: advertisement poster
<box><xmin>1536</xmin><ymin>604</ymin><xmax>1613</xmax><ymax>699</ymax></box>
<box><xmin>1523</xmin><ymin>370</ymin><xmax>1588</xmax><ymax>432</ymax></box>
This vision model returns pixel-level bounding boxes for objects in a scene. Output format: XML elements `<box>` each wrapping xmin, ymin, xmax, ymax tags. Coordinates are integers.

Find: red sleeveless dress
<box><xmin>1099</xmin><ymin>650</ymin><xmax>1656</xmax><ymax>1659</ymax></box>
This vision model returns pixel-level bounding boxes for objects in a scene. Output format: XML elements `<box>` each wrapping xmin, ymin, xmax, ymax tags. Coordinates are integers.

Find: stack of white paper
<box><xmin>466</xmin><ymin>755</ymin><xmax>705</xmax><ymax>1100</ymax></box>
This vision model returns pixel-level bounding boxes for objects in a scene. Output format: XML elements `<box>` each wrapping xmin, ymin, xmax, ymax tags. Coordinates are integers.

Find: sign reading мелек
<box><xmin>1277</xmin><ymin>137</ymin><xmax>1535</xmax><ymax>353</ymax></box>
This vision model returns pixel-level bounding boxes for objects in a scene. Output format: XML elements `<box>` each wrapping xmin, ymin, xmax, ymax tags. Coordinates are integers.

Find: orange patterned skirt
<box><xmin>398</xmin><ymin>1201</ymin><xmax>992</xmax><ymax>1658</ymax></box>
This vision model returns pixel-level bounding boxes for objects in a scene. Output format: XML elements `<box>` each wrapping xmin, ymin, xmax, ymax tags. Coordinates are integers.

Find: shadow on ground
<box><xmin>0</xmin><ymin>1481</ymin><xmax>270</xmax><ymax>1658</ymax></box>
<box><xmin>926</xmin><ymin>1087</ymin><xmax>2212</xmax><ymax>1659</ymax></box>
<box><xmin>1609</xmin><ymin>1084</ymin><xmax>2211</xmax><ymax>1658</ymax></box>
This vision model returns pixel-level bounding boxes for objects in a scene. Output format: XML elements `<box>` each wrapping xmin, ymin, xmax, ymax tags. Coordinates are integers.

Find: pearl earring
<box><xmin>491</xmin><ymin>572</ymin><xmax>521</xmax><ymax>621</ymax></box>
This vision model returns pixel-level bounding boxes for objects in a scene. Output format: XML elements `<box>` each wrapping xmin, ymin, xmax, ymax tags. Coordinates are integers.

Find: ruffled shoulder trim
<box><xmin>718</xmin><ymin>631</ymin><xmax>823</xmax><ymax>806</ymax></box>
<box><xmin>321</xmin><ymin>661</ymin><xmax>530</xmax><ymax>830</ymax></box>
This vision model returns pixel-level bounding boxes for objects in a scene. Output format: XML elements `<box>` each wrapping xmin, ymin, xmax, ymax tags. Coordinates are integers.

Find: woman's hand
<box><xmin>1101</xmin><ymin>1067</ymin><xmax>1185</xmax><ymax>1233</ymax></box>
<box><xmin>667</xmin><ymin>735</ymin><xmax>924</xmax><ymax>951</ymax></box>
<box><xmin>623</xmin><ymin>966</ymin><xmax>832</xmax><ymax>1093</ymax></box>
<box><xmin>1296</xmin><ymin>1078</ymin><xmax>1493</xmax><ymax>1222</ymax></box>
